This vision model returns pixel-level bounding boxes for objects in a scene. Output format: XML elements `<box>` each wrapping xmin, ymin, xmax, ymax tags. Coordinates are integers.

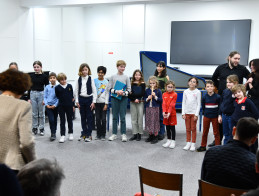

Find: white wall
<box><xmin>145</xmin><ymin>1</ymin><xmax>259</xmax><ymax>75</ymax></box>
<box><xmin>0</xmin><ymin>0</ymin><xmax>33</xmax><ymax>72</ymax></box>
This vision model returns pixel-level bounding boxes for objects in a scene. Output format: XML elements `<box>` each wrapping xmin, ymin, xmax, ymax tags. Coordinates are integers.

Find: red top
<box><xmin>162</xmin><ymin>91</ymin><xmax>178</xmax><ymax>125</ymax></box>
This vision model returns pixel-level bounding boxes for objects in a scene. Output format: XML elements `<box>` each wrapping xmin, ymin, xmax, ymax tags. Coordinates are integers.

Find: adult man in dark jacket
<box><xmin>201</xmin><ymin>117</ymin><xmax>259</xmax><ymax>190</ymax></box>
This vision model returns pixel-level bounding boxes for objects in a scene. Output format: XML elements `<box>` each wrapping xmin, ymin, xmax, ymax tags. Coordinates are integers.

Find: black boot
<box><xmin>136</xmin><ymin>133</ymin><xmax>141</xmax><ymax>141</ymax></box>
<box><xmin>208</xmin><ymin>140</ymin><xmax>215</xmax><ymax>147</ymax></box>
<box><xmin>145</xmin><ymin>134</ymin><xmax>153</xmax><ymax>142</ymax></box>
<box><xmin>129</xmin><ymin>134</ymin><xmax>137</xmax><ymax>141</ymax></box>
<box><xmin>32</xmin><ymin>128</ymin><xmax>38</xmax><ymax>135</ymax></box>
<box><xmin>151</xmin><ymin>135</ymin><xmax>158</xmax><ymax>144</ymax></box>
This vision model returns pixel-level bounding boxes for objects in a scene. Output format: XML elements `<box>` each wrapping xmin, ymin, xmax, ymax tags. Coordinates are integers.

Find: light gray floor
<box><xmin>35</xmin><ymin>109</ymin><xmax>214</xmax><ymax>196</ymax></box>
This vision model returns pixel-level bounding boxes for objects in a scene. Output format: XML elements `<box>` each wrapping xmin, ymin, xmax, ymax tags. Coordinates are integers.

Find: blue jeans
<box><xmin>46</xmin><ymin>106</ymin><xmax>58</xmax><ymax>134</ymax></box>
<box><xmin>222</xmin><ymin>114</ymin><xmax>233</xmax><ymax>145</ymax></box>
<box><xmin>30</xmin><ymin>91</ymin><xmax>45</xmax><ymax>129</ymax></box>
<box><xmin>79</xmin><ymin>96</ymin><xmax>93</xmax><ymax>137</ymax></box>
<box><xmin>111</xmin><ymin>96</ymin><xmax>127</xmax><ymax>134</ymax></box>
<box><xmin>159</xmin><ymin>103</ymin><xmax>165</xmax><ymax>136</ymax></box>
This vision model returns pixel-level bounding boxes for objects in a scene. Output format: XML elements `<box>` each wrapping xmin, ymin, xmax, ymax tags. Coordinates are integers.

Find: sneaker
<box><xmin>145</xmin><ymin>134</ymin><xmax>153</xmax><ymax>142</ymax></box>
<box><xmin>85</xmin><ymin>136</ymin><xmax>92</xmax><ymax>142</ymax></box>
<box><xmin>158</xmin><ymin>134</ymin><xmax>165</xmax><ymax>140</ymax></box>
<box><xmin>109</xmin><ymin>134</ymin><xmax>117</xmax><ymax>141</ymax></box>
<box><xmin>68</xmin><ymin>134</ymin><xmax>74</xmax><ymax>141</ymax></box>
<box><xmin>129</xmin><ymin>134</ymin><xmax>137</xmax><ymax>141</ymax></box>
<box><xmin>183</xmin><ymin>142</ymin><xmax>191</xmax><ymax>150</ymax></box>
<box><xmin>101</xmin><ymin>136</ymin><xmax>106</xmax><ymax>141</ymax></box>
<box><xmin>136</xmin><ymin>133</ymin><xmax>141</xmax><ymax>141</ymax></box>
<box><xmin>95</xmin><ymin>136</ymin><xmax>101</xmax><ymax>140</ymax></box>
<box><xmin>151</xmin><ymin>135</ymin><xmax>158</xmax><ymax>144</ymax></box>
<box><xmin>169</xmin><ymin>140</ymin><xmax>176</xmax><ymax>149</ymax></box>
<box><xmin>32</xmin><ymin>128</ymin><xmax>38</xmax><ymax>135</ymax></box>
<box><xmin>121</xmin><ymin>134</ymin><xmax>127</xmax><ymax>142</ymax></box>
<box><xmin>162</xmin><ymin>139</ymin><xmax>172</xmax><ymax>148</ymax></box>
<box><xmin>208</xmin><ymin>140</ymin><xmax>215</xmax><ymax>147</ymax></box>
<box><xmin>59</xmin><ymin>135</ymin><xmax>66</xmax><ymax>143</ymax></box>
<box><xmin>50</xmin><ymin>134</ymin><xmax>56</xmax><ymax>141</ymax></box>
<box><xmin>78</xmin><ymin>135</ymin><xmax>86</xmax><ymax>141</ymax></box>
<box><xmin>196</xmin><ymin>146</ymin><xmax>206</xmax><ymax>152</ymax></box>
<box><xmin>39</xmin><ymin>129</ymin><xmax>44</xmax><ymax>136</ymax></box>
<box><xmin>190</xmin><ymin>143</ymin><xmax>196</xmax><ymax>152</ymax></box>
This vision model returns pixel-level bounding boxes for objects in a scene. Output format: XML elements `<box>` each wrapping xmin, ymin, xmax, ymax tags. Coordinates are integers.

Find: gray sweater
<box><xmin>0</xmin><ymin>95</ymin><xmax>36</xmax><ymax>170</ymax></box>
<box><xmin>107</xmin><ymin>73</ymin><xmax>131</xmax><ymax>98</ymax></box>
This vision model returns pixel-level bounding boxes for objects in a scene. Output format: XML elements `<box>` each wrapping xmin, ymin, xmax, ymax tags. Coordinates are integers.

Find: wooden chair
<box><xmin>199</xmin><ymin>180</ymin><xmax>247</xmax><ymax>196</ymax></box>
<box><xmin>138</xmin><ymin>166</ymin><xmax>183</xmax><ymax>196</ymax></box>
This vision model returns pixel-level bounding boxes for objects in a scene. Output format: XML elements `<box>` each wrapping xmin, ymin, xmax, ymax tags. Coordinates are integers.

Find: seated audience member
<box><xmin>241</xmin><ymin>150</ymin><xmax>259</xmax><ymax>196</ymax></box>
<box><xmin>0</xmin><ymin>69</ymin><xmax>36</xmax><ymax>173</ymax></box>
<box><xmin>17</xmin><ymin>159</ymin><xmax>65</xmax><ymax>196</ymax></box>
<box><xmin>201</xmin><ymin>117</ymin><xmax>259</xmax><ymax>190</ymax></box>
<box><xmin>0</xmin><ymin>164</ymin><xmax>23</xmax><ymax>196</ymax></box>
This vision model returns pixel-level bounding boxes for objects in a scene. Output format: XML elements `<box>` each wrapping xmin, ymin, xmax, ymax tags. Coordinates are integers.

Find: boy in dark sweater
<box><xmin>55</xmin><ymin>73</ymin><xmax>74</xmax><ymax>143</ymax></box>
<box><xmin>197</xmin><ymin>81</ymin><xmax>221</xmax><ymax>152</ymax></box>
<box><xmin>231</xmin><ymin>84</ymin><xmax>259</xmax><ymax>154</ymax></box>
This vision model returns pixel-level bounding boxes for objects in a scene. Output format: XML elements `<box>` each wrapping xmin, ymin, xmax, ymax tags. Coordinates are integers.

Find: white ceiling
<box><xmin>19</xmin><ymin>0</ymin><xmax>237</xmax><ymax>8</ymax></box>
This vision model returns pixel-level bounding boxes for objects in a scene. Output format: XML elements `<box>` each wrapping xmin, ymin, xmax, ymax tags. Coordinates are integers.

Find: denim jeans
<box><xmin>79</xmin><ymin>96</ymin><xmax>93</xmax><ymax>137</ymax></box>
<box><xmin>30</xmin><ymin>91</ymin><xmax>45</xmax><ymax>129</ymax></box>
<box><xmin>46</xmin><ymin>106</ymin><xmax>58</xmax><ymax>134</ymax></box>
<box><xmin>111</xmin><ymin>96</ymin><xmax>128</xmax><ymax>134</ymax></box>
<box><xmin>159</xmin><ymin>103</ymin><xmax>165</xmax><ymax>136</ymax></box>
<box><xmin>222</xmin><ymin>114</ymin><xmax>233</xmax><ymax>145</ymax></box>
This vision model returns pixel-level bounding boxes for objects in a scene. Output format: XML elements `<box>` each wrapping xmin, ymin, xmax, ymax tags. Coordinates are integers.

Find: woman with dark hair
<box><xmin>246</xmin><ymin>59</ymin><xmax>259</xmax><ymax>112</ymax></box>
<box><xmin>0</xmin><ymin>69</ymin><xmax>36</xmax><ymax>173</ymax></box>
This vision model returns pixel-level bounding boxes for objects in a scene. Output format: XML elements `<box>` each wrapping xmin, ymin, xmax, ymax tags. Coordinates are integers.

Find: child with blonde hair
<box><xmin>145</xmin><ymin>76</ymin><xmax>162</xmax><ymax>144</ymax></box>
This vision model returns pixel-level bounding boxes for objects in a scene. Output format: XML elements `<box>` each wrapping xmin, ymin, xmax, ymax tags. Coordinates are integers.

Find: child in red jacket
<box><xmin>162</xmin><ymin>81</ymin><xmax>178</xmax><ymax>149</ymax></box>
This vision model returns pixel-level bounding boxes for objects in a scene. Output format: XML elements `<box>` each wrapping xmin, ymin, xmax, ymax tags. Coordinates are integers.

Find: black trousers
<box><xmin>166</xmin><ymin>125</ymin><xmax>176</xmax><ymax>140</ymax></box>
<box><xmin>95</xmin><ymin>103</ymin><xmax>107</xmax><ymax>137</ymax></box>
<box><xmin>58</xmin><ymin>105</ymin><xmax>73</xmax><ymax>136</ymax></box>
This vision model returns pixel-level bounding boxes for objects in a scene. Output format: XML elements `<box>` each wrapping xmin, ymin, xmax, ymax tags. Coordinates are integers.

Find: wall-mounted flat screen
<box><xmin>170</xmin><ymin>20</ymin><xmax>251</xmax><ymax>65</ymax></box>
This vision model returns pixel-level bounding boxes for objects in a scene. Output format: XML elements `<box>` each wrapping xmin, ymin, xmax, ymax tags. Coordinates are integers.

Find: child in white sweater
<box><xmin>182</xmin><ymin>77</ymin><xmax>201</xmax><ymax>151</ymax></box>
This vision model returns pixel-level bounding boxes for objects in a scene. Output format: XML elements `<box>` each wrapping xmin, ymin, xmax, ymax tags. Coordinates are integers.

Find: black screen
<box><xmin>170</xmin><ymin>20</ymin><xmax>251</xmax><ymax>65</ymax></box>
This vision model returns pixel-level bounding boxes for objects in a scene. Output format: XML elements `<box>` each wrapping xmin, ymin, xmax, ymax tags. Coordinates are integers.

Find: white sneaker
<box><xmin>109</xmin><ymin>134</ymin><xmax>117</xmax><ymax>141</ymax></box>
<box><xmin>162</xmin><ymin>139</ymin><xmax>172</xmax><ymax>148</ymax></box>
<box><xmin>190</xmin><ymin>143</ymin><xmax>196</xmax><ymax>151</ymax></box>
<box><xmin>183</xmin><ymin>142</ymin><xmax>191</xmax><ymax>150</ymax></box>
<box><xmin>169</xmin><ymin>140</ymin><xmax>176</xmax><ymax>149</ymax></box>
<box><xmin>59</xmin><ymin>135</ymin><xmax>66</xmax><ymax>143</ymax></box>
<box><xmin>68</xmin><ymin>134</ymin><xmax>74</xmax><ymax>141</ymax></box>
<box><xmin>121</xmin><ymin>134</ymin><xmax>127</xmax><ymax>142</ymax></box>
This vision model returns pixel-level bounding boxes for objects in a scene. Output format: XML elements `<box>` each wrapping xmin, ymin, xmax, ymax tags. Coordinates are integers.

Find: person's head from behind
<box><xmin>249</xmin><ymin>59</ymin><xmax>259</xmax><ymax>73</ymax></box>
<box><xmin>165</xmin><ymin>80</ymin><xmax>175</xmax><ymax>93</ymax></box>
<box><xmin>227</xmin><ymin>51</ymin><xmax>240</xmax><ymax>67</ymax></box>
<box><xmin>9</xmin><ymin>62</ymin><xmax>18</xmax><ymax>70</ymax></box>
<box><xmin>148</xmin><ymin>76</ymin><xmax>159</xmax><ymax>90</ymax></box>
<box><xmin>33</xmin><ymin>61</ymin><xmax>43</xmax><ymax>74</ymax></box>
<box><xmin>226</xmin><ymin>75</ymin><xmax>239</xmax><ymax>90</ymax></box>
<box><xmin>232</xmin><ymin>84</ymin><xmax>246</xmax><ymax>100</ymax></box>
<box><xmin>116</xmin><ymin>60</ymin><xmax>126</xmax><ymax>74</ymax></box>
<box><xmin>17</xmin><ymin>159</ymin><xmax>65</xmax><ymax>196</ymax></box>
<box><xmin>188</xmin><ymin>77</ymin><xmax>199</xmax><ymax>89</ymax></box>
<box><xmin>0</xmin><ymin>69</ymin><xmax>31</xmax><ymax>98</ymax></box>
<box><xmin>78</xmin><ymin>63</ymin><xmax>91</xmax><ymax>77</ymax></box>
<box><xmin>233</xmin><ymin>117</ymin><xmax>259</xmax><ymax>146</ymax></box>
<box><xmin>154</xmin><ymin>61</ymin><xmax>167</xmax><ymax>77</ymax></box>
<box><xmin>205</xmin><ymin>80</ymin><xmax>215</xmax><ymax>94</ymax></box>
<box><xmin>49</xmin><ymin>72</ymin><xmax>57</xmax><ymax>85</ymax></box>
<box><xmin>57</xmin><ymin>73</ymin><xmax>67</xmax><ymax>86</ymax></box>
<box><xmin>97</xmin><ymin>66</ymin><xmax>107</xmax><ymax>80</ymax></box>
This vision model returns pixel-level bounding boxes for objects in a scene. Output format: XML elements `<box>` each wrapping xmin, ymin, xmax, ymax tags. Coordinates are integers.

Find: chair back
<box><xmin>199</xmin><ymin>180</ymin><xmax>247</xmax><ymax>196</ymax></box>
<box><xmin>139</xmin><ymin>166</ymin><xmax>183</xmax><ymax>196</ymax></box>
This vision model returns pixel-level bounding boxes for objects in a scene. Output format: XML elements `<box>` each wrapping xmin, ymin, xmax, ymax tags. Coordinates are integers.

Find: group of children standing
<box><xmin>29</xmin><ymin>59</ymin><xmax>259</xmax><ymax>153</ymax></box>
